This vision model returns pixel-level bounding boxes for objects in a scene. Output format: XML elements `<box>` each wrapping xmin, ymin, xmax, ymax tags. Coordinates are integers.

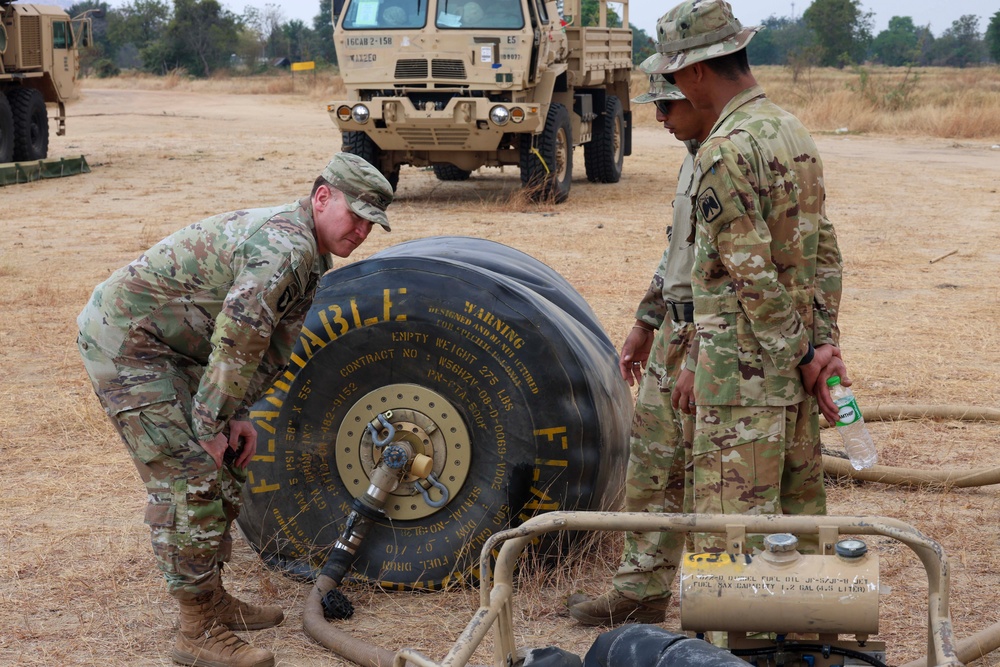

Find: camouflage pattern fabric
<box><xmin>79</xmin><ymin>336</ymin><xmax>245</xmax><ymax>599</ymax></box>
<box><xmin>688</xmin><ymin>84</ymin><xmax>842</xmax><ymax>550</ymax></box>
<box><xmin>639</xmin><ymin>0</ymin><xmax>761</xmax><ymax>75</ymax></box>
<box><xmin>691</xmin><ymin>402</ymin><xmax>824</xmax><ymax>553</ymax></box>
<box><xmin>77</xmin><ymin>198</ymin><xmax>331</xmax><ymax>597</ymax></box>
<box><xmin>690</xmin><ymin>85</ymin><xmax>842</xmax><ymax>407</ymax></box>
<box><xmin>612</xmin><ymin>321</ymin><xmax>696</xmax><ymax>601</ymax></box>
<box><xmin>321</xmin><ymin>151</ymin><xmax>394</xmax><ymax>230</ymax></box>
<box><xmin>78</xmin><ymin>197</ymin><xmax>331</xmax><ymax>442</ymax></box>
<box><xmin>611</xmin><ymin>150</ymin><xmax>698</xmax><ymax>602</ymax></box>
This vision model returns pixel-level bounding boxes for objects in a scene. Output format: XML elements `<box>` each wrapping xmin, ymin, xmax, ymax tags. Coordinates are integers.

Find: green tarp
<box><xmin>0</xmin><ymin>155</ymin><xmax>90</xmax><ymax>186</ymax></box>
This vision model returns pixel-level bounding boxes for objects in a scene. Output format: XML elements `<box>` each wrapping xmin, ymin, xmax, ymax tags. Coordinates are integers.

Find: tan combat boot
<box><xmin>172</xmin><ymin>592</ymin><xmax>275</xmax><ymax>667</ymax></box>
<box><xmin>213</xmin><ymin>581</ymin><xmax>284</xmax><ymax>631</ymax></box>
<box><xmin>568</xmin><ymin>590</ymin><xmax>669</xmax><ymax>626</ymax></box>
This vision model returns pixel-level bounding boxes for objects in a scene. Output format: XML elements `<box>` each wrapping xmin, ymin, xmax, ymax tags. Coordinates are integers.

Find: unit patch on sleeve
<box><xmin>697</xmin><ymin>187</ymin><xmax>723</xmax><ymax>223</ymax></box>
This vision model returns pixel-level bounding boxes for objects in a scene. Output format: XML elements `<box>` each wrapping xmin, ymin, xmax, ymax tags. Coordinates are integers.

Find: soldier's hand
<box><xmin>199</xmin><ymin>432</ymin><xmax>229</xmax><ymax>469</ymax></box>
<box><xmin>228</xmin><ymin>420</ymin><xmax>258</xmax><ymax>468</ymax></box>
<box><xmin>672</xmin><ymin>368</ymin><xmax>696</xmax><ymax>415</ymax></box>
<box><xmin>800</xmin><ymin>344</ymin><xmax>845</xmax><ymax>425</ymax></box>
<box><xmin>620</xmin><ymin>324</ymin><xmax>654</xmax><ymax>386</ymax></box>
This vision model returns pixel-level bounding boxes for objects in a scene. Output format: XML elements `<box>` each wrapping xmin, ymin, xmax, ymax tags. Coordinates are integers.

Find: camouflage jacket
<box><xmin>691</xmin><ymin>85</ymin><xmax>843</xmax><ymax>406</ymax></box>
<box><xmin>635</xmin><ymin>141</ymin><xmax>698</xmax><ymax>329</ymax></box>
<box><xmin>78</xmin><ymin>197</ymin><xmax>332</xmax><ymax>440</ymax></box>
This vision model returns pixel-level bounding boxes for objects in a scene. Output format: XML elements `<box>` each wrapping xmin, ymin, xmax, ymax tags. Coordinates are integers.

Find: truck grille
<box><xmin>395</xmin><ymin>60</ymin><xmax>428</xmax><ymax>78</ymax></box>
<box><xmin>19</xmin><ymin>16</ymin><xmax>43</xmax><ymax>68</ymax></box>
<box><xmin>394</xmin><ymin>59</ymin><xmax>467</xmax><ymax>80</ymax></box>
<box><xmin>397</xmin><ymin>127</ymin><xmax>470</xmax><ymax>148</ymax></box>
<box><xmin>431</xmin><ymin>60</ymin><xmax>466</xmax><ymax>79</ymax></box>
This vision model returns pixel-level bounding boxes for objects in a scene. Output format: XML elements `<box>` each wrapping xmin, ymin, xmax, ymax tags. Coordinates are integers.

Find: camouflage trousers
<box><xmin>611</xmin><ymin>321</ymin><xmax>695</xmax><ymax>603</ymax></box>
<box><xmin>78</xmin><ymin>334</ymin><xmax>245</xmax><ymax>601</ymax></box>
<box><xmin>691</xmin><ymin>400</ymin><xmax>826</xmax><ymax>554</ymax></box>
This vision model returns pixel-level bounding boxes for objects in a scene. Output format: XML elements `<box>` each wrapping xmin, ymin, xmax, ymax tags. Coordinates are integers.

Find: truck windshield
<box><xmin>341</xmin><ymin>0</ymin><xmax>429</xmax><ymax>29</ymax></box>
<box><xmin>435</xmin><ymin>0</ymin><xmax>524</xmax><ymax>28</ymax></box>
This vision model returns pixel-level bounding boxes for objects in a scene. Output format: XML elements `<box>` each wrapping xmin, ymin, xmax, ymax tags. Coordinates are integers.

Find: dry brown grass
<box><xmin>1</xmin><ymin>75</ymin><xmax>999</xmax><ymax>667</ymax></box>
<box><xmin>630</xmin><ymin>65</ymin><xmax>1000</xmax><ymax>140</ymax></box>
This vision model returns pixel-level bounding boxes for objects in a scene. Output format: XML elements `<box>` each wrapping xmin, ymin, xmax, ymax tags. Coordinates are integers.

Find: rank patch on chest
<box><xmin>697</xmin><ymin>187</ymin><xmax>723</xmax><ymax>222</ymax></box>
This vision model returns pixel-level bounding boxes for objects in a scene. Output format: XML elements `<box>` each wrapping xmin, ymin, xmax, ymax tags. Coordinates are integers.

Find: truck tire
<box><xmin>237</xmin><ymin>236</ymin><xmax>631</xmax><ymax>590</ymax></box>
<box><xmin>584</xmin><ymin>95</ymin><xmax>624</xmax><ymax>184</ymax></box>
<box><xmin>8</xmin><ymin>88</ymin><xmax>48</xmax><ymax>161</ymax></box>
<box><xmin>0</xmin><ymin>94</ymin><xmax>13</xmax><ymax>164</ymax></box>
<box><xmin>432</xmin><ymin>163</ymin><xmax>472</xmax><ymax>181</ymax></box>
<box><xmin>520</xmin><ymin>103</ymin><xmax>572</xmax><ymax>203</ymax></box>
<box><xmin>342</xmin><ymin>130</ymin><xmax>400</xmax><ymax>191</ymax></box>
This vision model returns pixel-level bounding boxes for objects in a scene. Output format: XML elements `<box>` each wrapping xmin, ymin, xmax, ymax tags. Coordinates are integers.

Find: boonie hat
<box><xmin>631</xmin><ymin>74</ymin><xmax>686</xmax><ymax>105</ymax></box>
<box><xmin>321</xmin><ymin>152</ymin><xmax>394</xmax><ymax>231</ymax></box>
<box><xmin>639</xmin><ymin>0</ymin><xmax>761</xmax><ymax>75</ymax></box>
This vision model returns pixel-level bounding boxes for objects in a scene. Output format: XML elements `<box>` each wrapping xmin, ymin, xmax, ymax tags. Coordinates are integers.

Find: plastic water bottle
<box><xmin>827</xmin><ymin>376</ymin><xmax>877</xmax><ymax>470</ymax></box>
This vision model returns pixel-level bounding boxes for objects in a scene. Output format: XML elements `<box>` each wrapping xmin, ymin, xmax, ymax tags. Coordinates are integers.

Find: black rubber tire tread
<box><xmin>0</xmin><ymin>94</ymin><xmax>13</xmax><ymax>164</ymax></box>
<box><xmin>8</xmin><ymin>87</ymin><xmax>48</xmax><ymax>161</ymax></box>
<box><xmin>238</xmin><ymin>236</ymin><xmax>631</xmax><ymax>590</ymax></box>
<box><xmin>342</xmin><ymin>130</ymin><xmax>398</xmax><ymax>191</ymax></box>
<box><xmin>520</xmin><ymin>103</ymin><xmax>573</xmax><ymax>203</ymax></box>
<box><xmin>584</xmin><ymin>95</ymin><xmax>624</xmax><ymax>184</ymax></box>
<box><xmin>432</xmin><ymin>163</ymin><xmax>472</xmax><ymax>181</ymax></box>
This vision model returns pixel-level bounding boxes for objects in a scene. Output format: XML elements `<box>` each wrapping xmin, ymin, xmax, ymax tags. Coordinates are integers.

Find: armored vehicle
<box><xmin>328</xmin><ymin>0</ymin><xmax>633</xmax><ymax>202</ymax></box>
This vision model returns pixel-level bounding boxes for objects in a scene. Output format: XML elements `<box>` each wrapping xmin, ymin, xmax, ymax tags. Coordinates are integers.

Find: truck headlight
<box><xmin>351</xmin><ymin>104</ymin><xmax>371</xmax><ymax>124</ymax></box>
<box><xmin>335</xmin><ymin>105</ymin><xmax>352</xmax><ymax>122</ymax></box>
<box><xmin>509</xmin><ymin>107</ymin><xmax>525</xmax><ymax>123</ymax></box>
<box><xmin>489</xmin><ymin>105</ymin><xmax>510</xmax><ymax>126</ymax></box>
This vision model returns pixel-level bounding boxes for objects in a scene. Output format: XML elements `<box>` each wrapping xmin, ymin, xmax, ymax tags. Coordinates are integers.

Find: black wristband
<box><xmin>797</xmin><ymin>343</ymin><xmax>815</xmax><ymax>366</ymax></box>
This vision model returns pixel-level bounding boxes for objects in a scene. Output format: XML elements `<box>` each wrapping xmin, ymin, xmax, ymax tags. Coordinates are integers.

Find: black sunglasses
<box><xmin>663</xmin><ymin>73</ymin><xmax>676</xmax><ymax>85</ymax></box>
<box><xmin>654</xmin><ymin>99</ymin><xmax>673</xmax><ymax>115</ymax></box>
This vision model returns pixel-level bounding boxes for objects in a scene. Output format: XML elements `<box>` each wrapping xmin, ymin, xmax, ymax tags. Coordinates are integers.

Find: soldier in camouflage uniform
<box><xmin>568</xmin><ymin>75</ymin><xmax>718</xmax><ymax>626</ymax></box>
<box><xmin>77</xmin><ymin>153</ymin><xmax>393</xmax><ymax>667</ymax></box>
<box><xmin>640</xmin><ymin>0</ymin><xmax>848</xmax><ymax>554</ymax></box>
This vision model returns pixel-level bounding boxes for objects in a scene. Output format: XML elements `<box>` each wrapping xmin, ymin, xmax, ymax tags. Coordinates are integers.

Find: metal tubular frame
<box><xmin>392</xmin><ymin>512</ymin><xmax>962</xmax><ymax>667</ymax></box>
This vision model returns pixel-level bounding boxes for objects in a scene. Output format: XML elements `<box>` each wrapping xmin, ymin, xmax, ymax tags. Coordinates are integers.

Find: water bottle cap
<box><xmin>826</xmin><ymin>375</ymin><xmax>842</xmax><ymax>387</ymax></box>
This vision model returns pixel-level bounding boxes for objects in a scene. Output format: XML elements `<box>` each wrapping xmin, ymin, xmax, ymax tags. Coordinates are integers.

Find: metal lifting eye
<box><xmin>366</xmin><ymin>413</ymin><xmax>396</xmax><ymax>447</ymax></box>
<box><xmin>417</xmin><ymin>473</ymin><xmax>450</xmax><ymax>508</ymax></box>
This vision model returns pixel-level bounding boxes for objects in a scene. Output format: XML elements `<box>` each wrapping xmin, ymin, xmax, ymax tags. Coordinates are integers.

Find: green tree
<box><xmin>68</xmin><ymin>2</ymin><xmax>113</xmax><ymax>73</ymax></box>
<box><xmin>802</xmin><ymin>0</ymin><xmax>873</xmax><ymax>67</ymax></box>
<box><xmin>871</xmin><ymin>16</ymin><xmax>921</xmax><ymax>65</ymax></box>
<box><xmin>157</xmin><ymin>0</ymin><xmax>240</xmax><ymax>76</ymax></box>
<box><xmin>747</xmin><ymin>15</ymin><xmax>815</xmax><ymax>65</ymax></box>
<box><xmin>929</xmin><ymin>15</ymin><xmax>984</xmax><ymax>67</ymax></box>
<box><xmin>313</xmin><ymin>0</ymin><xmax>337</xmax><ymax>65</ymax></box>
<box><xmin>983</xmin><ymin>11</ymin><xmax>1000</xmax><ymax>63</ymax></box>
<box><xmin>579</xmin><ymin>0</ymin><xmax>622</xmax><ymax>27</ymax></box>
<box><xmin>631</xmin><ymin>24</ymin><xmax>653</xmax><ymax>66</ymax></box>
<box><xmin>106</xmin><ymin>0</ymin><xmax>170</xmax><ymax>68</ymax></box>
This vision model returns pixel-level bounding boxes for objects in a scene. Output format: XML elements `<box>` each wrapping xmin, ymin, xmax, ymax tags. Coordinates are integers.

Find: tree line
<box><xmin>72</xmin><ymin>0</ymin><xmax>1000</xmax><ymax>78</ymax></box>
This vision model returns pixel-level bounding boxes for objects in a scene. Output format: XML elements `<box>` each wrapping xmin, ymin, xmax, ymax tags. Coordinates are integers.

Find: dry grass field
<box><xmin>1</xmin><ymin>68</ymin><xmax>999</xmax><ymax>666</ymax></box>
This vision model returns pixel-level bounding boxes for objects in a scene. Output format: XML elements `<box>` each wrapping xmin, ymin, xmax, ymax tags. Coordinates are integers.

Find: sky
<box><xmin>199</xmin><ymin>0</ymin><xmax>998</xmax><ymax>37</ymax></box>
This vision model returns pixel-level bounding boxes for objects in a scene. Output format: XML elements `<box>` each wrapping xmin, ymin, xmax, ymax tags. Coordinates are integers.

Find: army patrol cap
<box><xmin>321</xmin><ymin>152</ymin><xmax>394</xmax><ymax>231</ymax></box>
<box><xmin>639</xmin><ymin>0</ymin><xmax>761</xmax><ymax>75</ymax></box>
<box><xmin>631</xmin><ymin>74</ymin><xmax>686</xmax><ymax>105</ymax></box>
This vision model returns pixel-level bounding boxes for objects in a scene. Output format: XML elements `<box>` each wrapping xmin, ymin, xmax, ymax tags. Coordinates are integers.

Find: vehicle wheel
<box><xmin>342</xmin><ymin>130</ymin><xmax>398</xmax><ymax>192</ymax></box>
<box><xmin>520</xmin><ymin>103</ymin><xmax>572</xmax><ymax>203</ymax></box>
<box><xmin>0</xmin><ymin>94</ymin><xmax>13</xmax><ymax>164</ymax></box>
<box><xmin>8</xmin><ymin>87</ymin><xmax>48</xmax><ymax>161</ymax></box>
<box><xmin>432</xmin><ymin>163</ymin><xmax>472</xmax><ymax>181</ymax></box>
<box><xmin>237</xmin><ymin>236</ymin><xmax>631</xmax><ymax>589</ymax></box>
<box><xmin>584</xmin><ymin>95</ymin><xmax>624</xmax><ymax>183</ymax></box>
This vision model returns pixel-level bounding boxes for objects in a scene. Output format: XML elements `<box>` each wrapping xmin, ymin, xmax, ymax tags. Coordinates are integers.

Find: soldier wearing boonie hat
<box><xmin>638</xmin><ymin>0</ymin><xmax>760</xmax><ymax>75</ymax></box>
<box><xmin>569</xmin><ymin>70</ymin><xmax>719</xmax><ymax>627</ymax></box>
<box><xmin>76</xmin><ymin>151</ymin><xmax>393</xmax><ymax>667</ymax></box>
<box><xmin>636</xmin><ymin>0</ymin><xmax>847</xmax><ymax>558</ymax></box>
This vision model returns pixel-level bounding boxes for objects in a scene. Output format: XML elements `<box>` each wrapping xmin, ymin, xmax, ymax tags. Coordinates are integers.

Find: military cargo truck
<box><xmin>0</xmin><ymin>1</ymin><xmax>89</xmax><ymax>163</ymax></box>
<box><xmin>328</xmin><ymin>0</ymin><xmax>633</xmax><ymax>202</ymax></box>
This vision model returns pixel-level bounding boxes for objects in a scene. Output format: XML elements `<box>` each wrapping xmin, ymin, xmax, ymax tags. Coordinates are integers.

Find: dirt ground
<box><xmin>2</xmin><ymin>86</ymin><xmax>999</xmax><ymax>667</ymax></box>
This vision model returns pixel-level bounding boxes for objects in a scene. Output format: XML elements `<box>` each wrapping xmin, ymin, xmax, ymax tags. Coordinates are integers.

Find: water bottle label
<box><xmin>834</xmin><ymin>396</ymin><xmax>861</xmax><ymax>426</ymax></box>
